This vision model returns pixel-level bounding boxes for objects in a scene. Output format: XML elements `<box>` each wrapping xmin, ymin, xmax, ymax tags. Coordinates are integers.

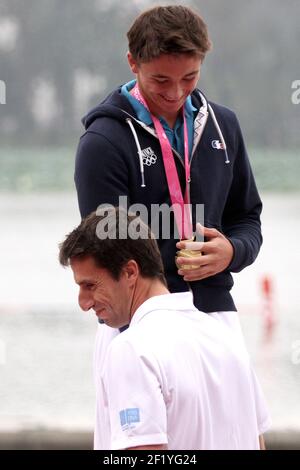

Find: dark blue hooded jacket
<box><xmin>75</xmin><ymin>87</ymin><xmax>262</xmax><ymax>313</ymax></box>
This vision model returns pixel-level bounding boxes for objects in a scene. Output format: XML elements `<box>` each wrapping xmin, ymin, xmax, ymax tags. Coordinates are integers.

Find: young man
<box><xmin>74</xmin><ymin>5</ymin><xmax>263</xmax><ymax>448</ymax></box>
<box><xmin>75</xmin><ymin>4</ymin><xmax>261</xmax><ymax>312</ymax></box>
<box><xmin>59</xmin><ymin>209</ymin><xmax>270</xmax><ymax>450</ymax></box>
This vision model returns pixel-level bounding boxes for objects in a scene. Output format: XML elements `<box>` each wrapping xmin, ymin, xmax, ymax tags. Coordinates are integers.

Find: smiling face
<box><xmin>128</xmin><ymin>52</ymin><xmax>201</xmax><ymax>127</ymax></box>
<box><xmin>71</xmin><ymin>256</ymin><xmax>134</xmax><ymax>328</ymax></box>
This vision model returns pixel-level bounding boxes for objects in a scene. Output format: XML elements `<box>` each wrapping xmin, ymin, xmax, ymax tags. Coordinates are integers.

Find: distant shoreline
<box><xmin>0</xmin><ymin>147</ymin><xmax>299</xmax><ymax>192</ymax></box>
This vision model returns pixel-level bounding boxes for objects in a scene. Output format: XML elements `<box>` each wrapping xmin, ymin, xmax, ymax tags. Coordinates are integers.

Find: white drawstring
<box><xmin>126</xmin><ymin>118</ymin><xmax>146</xmax><ymax>187</ymax></box>
<box><xmin>126</xmin><ymin>103</ymin><xmax>229</xmax><ymax>189</ymax></box>
<box><xmin>208</xmin><ymin>103</ymin><xmax>230</xmax><ymax>164</ymax></box>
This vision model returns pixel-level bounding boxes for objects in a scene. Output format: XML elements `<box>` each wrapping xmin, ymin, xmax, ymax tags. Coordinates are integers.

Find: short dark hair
<box><xmin>127</xmin><ymin>5</ymin><xmax>211</xmax><ymax>63</ymax></box>
<box><xmin>59</xmin><ymin>207</ymin><xmax>167</xmax><ymax>285</ymax></box>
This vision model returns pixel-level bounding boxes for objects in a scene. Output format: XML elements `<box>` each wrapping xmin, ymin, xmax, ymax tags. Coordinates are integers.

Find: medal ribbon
<box><xmin>131</xmin><ymin>84</ymin><xmax>193</xmax><ymax>239</ymax></box>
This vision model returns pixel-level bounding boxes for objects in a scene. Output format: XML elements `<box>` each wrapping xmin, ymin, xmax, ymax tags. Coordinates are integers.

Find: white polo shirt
<box><xmin>98</xmin><ymin>292</ymin><xmax>271</xmax><ymax>450</ymax></box>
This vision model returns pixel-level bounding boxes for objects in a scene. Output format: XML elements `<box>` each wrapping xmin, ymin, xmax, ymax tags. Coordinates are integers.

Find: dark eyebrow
<box><xmin>184</xmin><ymin>70</ymin><xmax>199</xmax><ymax>77</ymax></box>
<box><xmin>151</xmin><ymin>74</ymin><xmax>170</xmax><ymax>79</ymax></box>
<box><xmin>77</xmin><ymin>280</ymin><xmax>94</xmax><ymax>286</ymax></box>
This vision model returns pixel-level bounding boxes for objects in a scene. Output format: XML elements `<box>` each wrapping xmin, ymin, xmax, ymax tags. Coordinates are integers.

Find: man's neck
<box><xmin>129</xmin><ymin>278</ymin><xmax>169</xmax><ymax>322</ymax></box>
<box><xmin>147</xmin><ymin>102</ymin><xmax>182</xmax><ymax>129</ymax></box>
<box><xmin>159</xmin><ymin>113</ymin><xmax>179</xmax><ymax>129</ymax></box>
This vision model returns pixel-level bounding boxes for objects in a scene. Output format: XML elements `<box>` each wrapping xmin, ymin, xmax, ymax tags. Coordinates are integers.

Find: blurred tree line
<box><xmin>0</xmin><ymin>0</ymin><xmax>299</xmax><ymax>148</ymax></box>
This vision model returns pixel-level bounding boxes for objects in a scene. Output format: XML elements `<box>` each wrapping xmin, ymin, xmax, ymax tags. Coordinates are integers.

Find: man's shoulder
<box><xmin>105</xmin><ymin>326</ymin><xmax>150</xmax><ymax>366</ymax></box>
<box><xmin>107</xmin><ymin>310</ymin><xmax>169</xmax><ymax>354</ymax></box>
<box><xmin>208</xmin><ymin>100</ymin><xmax>238</xmax><ymax>125</ymax></box>
<box><xmin>81</xmin><ymin>86</ymin><xmax>135</xmax><ymax>131</ymax></box>
<box><xmin>192</xmin><ymin>89</ymin><xmax>240</xmax><ymax>130</ymax></box>
<box><xmin>108</xmin><ymin>326</ymin><xmax>139</xmax><ymax>350</ymax></box>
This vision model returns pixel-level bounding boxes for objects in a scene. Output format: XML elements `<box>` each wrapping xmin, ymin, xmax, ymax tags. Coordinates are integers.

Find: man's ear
<box><xmin>127</xmin><ymin>52</ymin><xmax>139</xmax><ymax>74</ymax></box>
<box><xmin>123</xmin><ymin>259</ymin><xmax>139</xmax><ymax>283</ymax></box>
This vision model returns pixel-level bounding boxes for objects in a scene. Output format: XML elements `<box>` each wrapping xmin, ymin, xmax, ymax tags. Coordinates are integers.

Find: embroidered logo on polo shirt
<box><xmin>141</xmin><ymin>147</ymin><xmax>157</xmax><ymax>166</ymax></box>
<box><xmin>119</xmin><ymin>408</ymin><xmax>140</xmax><ymax>430</ymax></box>
<box><xmin>211</xmin><ymin>139</ymin><xmax>225</xmax><ymax>150</ymax></box>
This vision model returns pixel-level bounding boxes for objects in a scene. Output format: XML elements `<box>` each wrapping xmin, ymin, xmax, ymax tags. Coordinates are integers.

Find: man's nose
<box><xmin>78</xmin><ymin>291</ymin><xmax>94</xmax><ymax>312</ymax></box>
<box><xmin>168</xmin><ymin>84</ymin><xmax>182</xmax><ymax>99</ymax></box>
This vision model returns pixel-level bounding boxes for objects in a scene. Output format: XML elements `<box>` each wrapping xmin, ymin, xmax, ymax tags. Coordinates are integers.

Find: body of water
<box><xmin>0</xmin><ymin>192</ymin><xmax>300</xmax><ymax>432</ymax></box>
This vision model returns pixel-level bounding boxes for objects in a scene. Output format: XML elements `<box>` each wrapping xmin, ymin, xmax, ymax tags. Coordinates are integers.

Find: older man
<box><xmin>59</xmin><ymin>208</ymin><xmax>270</xmax><ymax>450</ymax></box>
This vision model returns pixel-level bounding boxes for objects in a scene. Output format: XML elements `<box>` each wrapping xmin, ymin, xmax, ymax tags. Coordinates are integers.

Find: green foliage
<box><xmin>0</xmin><ymin>147</ymin><xmax>75</xmax><ymax>191</ymax></box>
<box><xmin>0</xmin><ymin>147</ymin><xmax>299</xmax><ymax>193</ymax></box>
<box><xmin>250</xmin><ymin>148</ymin><xmax>300</xmax><ymax>192</ymax></box>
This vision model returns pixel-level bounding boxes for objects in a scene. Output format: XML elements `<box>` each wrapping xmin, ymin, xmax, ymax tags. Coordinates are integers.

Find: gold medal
<box><xmin>175</xmin><ymin>238</ymin><xmax>202</xmax><ymax>270</ymax></box>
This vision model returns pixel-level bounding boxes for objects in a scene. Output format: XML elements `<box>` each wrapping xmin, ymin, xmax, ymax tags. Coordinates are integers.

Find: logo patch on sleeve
<box><xmin>119</xmin><ymin>408</ymin><xmax>140</xmax><ymax>430</ymax></box>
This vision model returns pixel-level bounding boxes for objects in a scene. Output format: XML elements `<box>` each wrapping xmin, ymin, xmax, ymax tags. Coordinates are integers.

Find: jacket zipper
<box><xmin>124</xmin><ymin>112</ymin><xmax>195</xmax><ymax>291</ymax></box>
<box><xmin>122</xmin><ymin>111</ymin><xmax>186</xmax><ymax>170</ymax></box>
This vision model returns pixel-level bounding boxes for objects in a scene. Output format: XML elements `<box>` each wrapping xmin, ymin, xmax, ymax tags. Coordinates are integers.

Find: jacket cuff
<box><xmin>226</xmin><ymin>237</ymin><xmax>247</xmax><ymax>273</ymax></box>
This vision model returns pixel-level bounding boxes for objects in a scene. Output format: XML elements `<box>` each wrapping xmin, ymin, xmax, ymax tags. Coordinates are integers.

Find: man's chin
<box><xmin>97</xmin><ymin>317</ymin><xmax>128</xmax><ymax>330</ymax></box>
<box><xmin>158</xmin><ymin>95</ymin><xmax>184</xmax><ymax>108</ymax></box>
<box><xmin>97</xmin><ymin>317</ymin><xmax>113</xmax><ymax>327</ymax></box>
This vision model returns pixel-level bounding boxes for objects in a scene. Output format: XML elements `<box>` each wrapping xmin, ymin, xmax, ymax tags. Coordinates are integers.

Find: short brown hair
<box><xmin>127</xmin><ymin>5</ymin><xmax>211</xmax><ymax>63</ymax></box>
<box><xmin>59</xmin><ymin>207</ymin><xmax>167</xmax><ymax>285</ymax></box>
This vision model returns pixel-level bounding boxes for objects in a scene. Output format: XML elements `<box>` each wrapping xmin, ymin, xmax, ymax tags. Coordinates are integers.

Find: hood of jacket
<box><xmin>82</xmin><ymin>86</ymin><xmax>205</xmax><ymax>130</ymax></box>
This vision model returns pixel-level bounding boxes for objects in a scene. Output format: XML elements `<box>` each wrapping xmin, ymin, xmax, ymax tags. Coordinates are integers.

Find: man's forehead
<box><xmin>70</xmin><ymin>256</ymin><xmax>99</xmax><ymax>281</ymax></box>
<box><xmin>151</xmin><ymin>69</ymin><xmax>199</xmax><ymax>78</ymax></box>
<box><xmin>70</xmin><ymin>255</ymin><xmax>95</xmax><ymax>268</ymax></box>
<box><xmin>144</xmin><ymin>54</ymin><xmax>201</xmax><ymax>69</ymax></box>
